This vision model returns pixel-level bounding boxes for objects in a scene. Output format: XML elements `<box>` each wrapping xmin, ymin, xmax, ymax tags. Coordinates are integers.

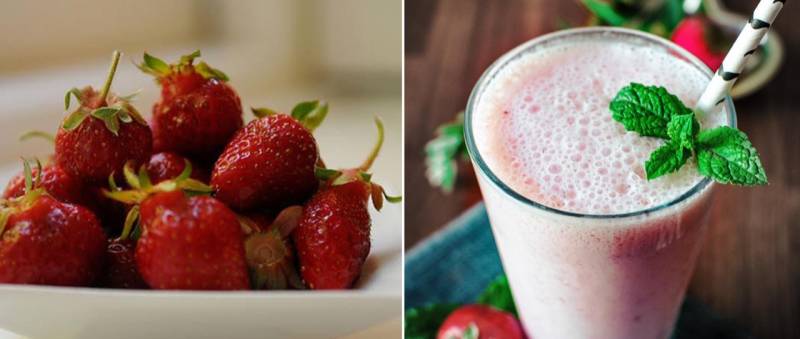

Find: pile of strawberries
<box><xmin>0</xmin><ymin>51</ymin><xmax>399</xmax><ymax>290</ymax></box>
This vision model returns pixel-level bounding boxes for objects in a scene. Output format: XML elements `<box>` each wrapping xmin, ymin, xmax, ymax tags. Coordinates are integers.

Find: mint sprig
<box><xmin>610</xmin><ymin>82</ymin><xmax>767</xmax><ymax>185</ymax></box>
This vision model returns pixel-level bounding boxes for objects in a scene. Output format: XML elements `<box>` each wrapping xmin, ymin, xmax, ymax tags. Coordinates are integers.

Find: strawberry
<box><xmin>138</xmin><ymin>51</ymin><xmax>243</xmax><ymax>161</ymax></box>
<box><xmin>437</xmin><ymin>305</ymin><xmax>525</xmax><ymax>339</ymax></box>
<box><xmin>55</xmin><ymin>51</ymin><xmax>152</xmax><ymax>184</ymax></box>
<box><xmin>240</xmin><ymin>206</ymin><xmax>305</xmax><ymax>290</ymax></box>
<box><xmin>0</xmin><ymin>160</ymin><xmax>107</xmax><ymax>286</ymax></box>
<box><xmin>211</xmin><ymin>101</ymin><xmax>328</xmax><ymax>211</ymax></box>
<box><xmin>100</xmin><ymin>194</ymin><xmax>147</xmax><ymax>289</ymax></box>
<box><xmin>3</xmin><ymin>163</ymin><xmax>93</xmax><ymax>208</ymax></box>
<box><xmin>104</xmin><ymin>162</ymin><xmax>249</xmax><ymax>290</ymax></box>
<box><xmin>147</xmin><ymin>152</ymin><xmax>209</xmax><ymax>184</ymax></box>
<box><xmin>102</xmin><ymin>238</ymin><xmax>147</xmax><ymax>289</ymax></box>
<box><xmin>671</xmin><ymin>16</ymin><xmax>727</xmax><ymax>71</ymax></box>
<box><xmin>293</xmin><ymin>118</ymin><xmax>400</xmax><ymax>289</ymax></box>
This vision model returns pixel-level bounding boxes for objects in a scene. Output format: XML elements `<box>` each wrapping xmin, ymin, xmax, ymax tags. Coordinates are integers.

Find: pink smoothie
<box><xmin>469</xmin><ymin>29</ymin><xmax>728</xmax><ymax>339</ymax></box>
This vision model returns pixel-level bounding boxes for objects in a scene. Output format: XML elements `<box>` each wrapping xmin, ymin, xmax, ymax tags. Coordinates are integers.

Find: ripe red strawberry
<box><xmin>671</xmin><ymin>16</ymin><xmax>727</xmax><ymax>70</ymax></box>
<box><xmin>211</xmin><ymin>101</ymin><xmax>328</xmax><ymax>211</ymax></box>
<box><xmin>0</xmin><ymin>160</ymin><xmax>106</xmax><ymax>286</ymax></box>
<box><xmin>241</xmin><ymin>206</ymin><xmax>305</xmax><ymax>290</ymax></box>
<box><xmin>100</xmin><ymin>198</ymin><xmax>147</xmax><ymax>289</ymax></box>
<box><xmin>104</xmin><ymin>163</ymin><xmax>249</xmax><ymax>290</ymax></box>
<box><xmin>437</xmin><ymin>305</ymin><xmax>525</xmax><ymax>339</ymax></box>
<box><xmin>3</xmin><ymin>163</ymin><xmax>93</xmax><ymax>208</ymax></box>
<box><xmin>146</xmin><ymin>152</ymin><xmax>209</xmax><ymax>184</ymax></box>
<box><xmin>138</xmin><ymin>51</ymin><xmax>243</xmax><ymax>161</ymax></box>
<box><xmin>103</xmin><ymin>238</ymin><xmax>147</xmax><ymax>289</ymax></box>
<box><xmin>293</xmin><ymin>118</ymin><xmax>400</xmax><ymax>289</ymax></box>
<box><xmin>55</xmin><ymin>51</ymin><xmax>152</xmax><ymax>184</ymax></box>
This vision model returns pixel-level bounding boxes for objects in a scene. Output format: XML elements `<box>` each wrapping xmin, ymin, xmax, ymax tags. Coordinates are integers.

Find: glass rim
<box><xmin>464</xmin><ymin>27</ymin><xmax>737</xmax><ymax>220</ymax></box>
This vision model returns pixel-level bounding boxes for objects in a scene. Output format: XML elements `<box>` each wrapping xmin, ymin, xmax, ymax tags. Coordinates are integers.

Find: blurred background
<box><xmin>0</xmin><ymin>0</ymin><xmax>401</xmax><ymax>192</ymax></box>
<box><xmin>0</xmin><ymin>1</ymin><xmax>401</xmax><ymax>338</ymax></box>
<box><xmin>406</xmin><ymin>0</ymin><xmax>798</xmax><ymax>338</ymax></box>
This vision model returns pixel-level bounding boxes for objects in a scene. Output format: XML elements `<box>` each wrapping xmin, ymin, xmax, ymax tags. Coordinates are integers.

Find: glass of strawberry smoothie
<box><xmin>465</xmin><ymin>27</ymin><xmax>735</xmax><ymax>339</ymax></box>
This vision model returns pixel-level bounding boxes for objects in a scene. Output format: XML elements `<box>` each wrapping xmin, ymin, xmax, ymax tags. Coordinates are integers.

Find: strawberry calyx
<box><xmin>137</xmin><ymin>50</ymin><xmax>229</xmax><ymax>82</ymax></box>
<box><xmin>0</xmin><ymin>158</ymin><xmax>49</xmax><ymax>237</ymax></box>
<box><xmin>314</xmin><ymin>117</ymin><xmax>401</xmax><ymax>210</ymax></box>
<box><xmin>104</xmin><ymin>160</ymin><xmax>212</xmax><ymax>205</ymax></box>
<box><xmin>252</xmin><ymin>99</ymin><xmax>328</xmax><ymax>132</ymax></box>
<box><xmin>103</xmin><ymin>160</ymin><xmax>212</xmax><ymax>234</ymax></box>
<box><xmin>241</xmin><ymin>206</ymin><xmax>305</xmax><ymax>290</ymax></box>
<box><xmin>62</xmin><ymin>51</ymin><xmax>147</xmax><ymax>136</ymax></box>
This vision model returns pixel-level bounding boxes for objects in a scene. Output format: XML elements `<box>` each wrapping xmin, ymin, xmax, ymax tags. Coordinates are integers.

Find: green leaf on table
<box><xmin>405</xmin><ymin>303</ymin><xmax>460</xmax><ymax>339</ymax></box>
<box><xmin>425</xmin><ymin>112</ymin><xmax>467</xmax><ymax>194</ymax></box>
<box><xmin>477</xmin><ymin>275</ymin><xmax>518</xmax><ymax>317</ymax></box>
<box><xmin>696</xmin><ymin>126</ymin><xmax>768</xmax><ymax>185</ymax></box>
<box><xmin>645</xmin><ymin>140</ymin><xmax>692</xmax><ymax>180</ymax></box>
<box><xmin>660</xmin><ymin>0</ymin><xmax>685</xmax><ymax>31</ymax></box>
<box><xmin>582</xmin><ymin>0</ymin><xmax>628</xmax><ymax>26</ymax></box>
<box><xmin>610</xmin><ymin>83</ymin><xmax>693</xmax><ymax>139</ymax></box>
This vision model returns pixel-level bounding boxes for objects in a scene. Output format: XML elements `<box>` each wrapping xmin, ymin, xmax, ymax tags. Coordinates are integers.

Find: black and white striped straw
<box><xmin>696</xmin><ymin>0</ymin><xmax>785</xmax><ymax>113</ymax></box>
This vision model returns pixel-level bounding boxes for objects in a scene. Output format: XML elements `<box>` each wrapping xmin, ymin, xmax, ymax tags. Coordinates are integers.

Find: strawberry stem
<box><xmin>359</xmin><ymin>117</ymin><xmax>385</xmax><ymax>172</ymax></box>
<box><xmin>98</xmin><ymin>50</ymin><xmax>121</xmax><ymax>106</ymax></box>
<box><xmin>118</xmin><ymin>206</ymin><xmax>140</xmax><ymax>241</ymax></box>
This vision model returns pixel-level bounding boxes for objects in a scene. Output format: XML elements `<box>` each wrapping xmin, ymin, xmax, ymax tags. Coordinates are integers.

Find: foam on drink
<box><xmin>472</xmin><ymin>38</ymin><xmax>727</xmax><ymax>214</ymax></box>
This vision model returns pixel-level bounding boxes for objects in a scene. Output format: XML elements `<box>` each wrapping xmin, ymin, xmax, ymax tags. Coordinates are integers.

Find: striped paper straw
<box><xmin>696</xmin><ymin>0</ymin><xmax>785</xmax><ymax>113</ymax></box>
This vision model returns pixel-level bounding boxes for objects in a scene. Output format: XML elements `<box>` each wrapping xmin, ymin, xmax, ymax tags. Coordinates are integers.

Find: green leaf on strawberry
<box><xmin>477</xmin><ymin>275</ymin><xmax>519</xmax><ymax>317</ymax></box>
<box><xmin>138</xmin><ymin>50</ymin><xmax>229</xmax><ymax>82</ymax></box>
<box><xmin>141</xmin><ymin>53</ymin><xmax>170</xmax><ymax>76</ymax></box>
<box><xmin>195</xmin><ymin>61</ymin><xmax>229</xmax><ymax>82</ymax></box>
<box><xmin>291</xmin><ymin>100</ymin><xmax>329</xmax><ymax>131</ymax></box>
<box><xmin>61</xmin><ymin>52</ymin><xmax>148</xmax><ymax>136</ymax></box>
<box><xmin>64</xmin><ymin>87</ymin><xmax>82</xmax><ymax>110</ymax></box>
<box><xmin>405</xmin><ymin>303</ymin><xmax>460</xmax><ymax>339</ymax></box>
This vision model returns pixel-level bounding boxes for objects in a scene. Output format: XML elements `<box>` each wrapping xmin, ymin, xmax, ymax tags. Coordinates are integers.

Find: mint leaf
<box><xmin>645</xmin><ymin>141</ymin><xmax>691</xmax><ymax>180</ymax></box>
<box><xmin>425</xmin><ymin>112</ymin><xmax>467</xmax><ymax>194</ymax></box>
<box><xmin>405</xmin><ymin>303</ymin><xmax>460</xmax><ymax>339</ymax></box>
<box><xmin>477</xmin><ymin>275</ymin><xmax>518</xmax><ymax>317</ymax></box>
<box><xmin>696</xmin><ymin>126</ymin><xmax>768</xmax><ymax>185</ymax></box>
<box><xmin>666</xmin><ymin>113</ymin><xmax>699</xmax><ymax>151</ymax></box>
<box><xmin>610</xmin><ymin>83</ymin><xmax>692</xmax><ymax>138</ymax></box>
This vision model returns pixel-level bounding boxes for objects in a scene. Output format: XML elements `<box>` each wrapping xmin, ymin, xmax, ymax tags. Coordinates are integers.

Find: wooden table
<box><xmin>404</xmin><ymin>1</ymin><xmax>800</xmax><ymax>338</ymax></box>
